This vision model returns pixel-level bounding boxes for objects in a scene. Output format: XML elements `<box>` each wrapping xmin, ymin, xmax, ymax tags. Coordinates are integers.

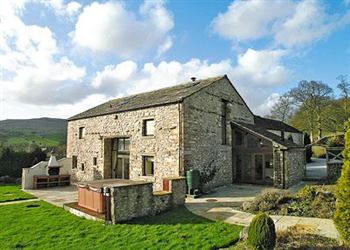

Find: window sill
<box><xmin>138</xmin><ymin>176</ymin><xmax>155</xmax><ymax>181</ymax></box>
<box><xmin>142</xmin><ymin>135</ymin><xmax>155</xmax><ymax>139</ymax></box>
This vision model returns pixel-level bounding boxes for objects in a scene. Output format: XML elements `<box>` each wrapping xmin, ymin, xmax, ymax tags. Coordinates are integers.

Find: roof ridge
<box><xmin>68</xmin><ymin>75</ymin><xmax>226</xmax><ymax>121</ymax></box>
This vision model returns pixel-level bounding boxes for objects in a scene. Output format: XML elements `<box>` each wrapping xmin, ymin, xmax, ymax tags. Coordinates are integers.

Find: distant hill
<box><xmin>0</xmin><ymin>118</ymin><xmax>67</xmax><ymax>150</ymax></box>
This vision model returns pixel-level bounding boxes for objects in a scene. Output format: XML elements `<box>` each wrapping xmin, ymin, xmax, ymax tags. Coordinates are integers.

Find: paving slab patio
<box><xmin>185</xmin><ymin>183</ymin><xmax>339</xmax><ymax>239</ymax></box>
<box><xmin>24</xmin><ymin>185</ymin><xmax>78</xmax><ymax>207</ymax></box>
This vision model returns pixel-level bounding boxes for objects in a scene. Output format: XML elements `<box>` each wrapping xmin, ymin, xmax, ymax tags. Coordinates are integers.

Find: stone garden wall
<box><xmin>110</xmin><ymin>177</ymin><xmax>186</xmax><ymax>223</ymax></box>
<box><xmin>285</xmin><ymin>148</ymin><xmax>305</xmax><ymax>187</ymax></box>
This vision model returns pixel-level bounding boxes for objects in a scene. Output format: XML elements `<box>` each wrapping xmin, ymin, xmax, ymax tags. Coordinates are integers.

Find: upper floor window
<box><xmin>143</xmin><ymin>119</ymin><xmax>155</xmax><ymax>136</ymax></box>
<box><xmin>79</xmin><ymin>127</ymin><xmax>85</xmax><ymax>139</ymax></box>
<box><xmin>113</xmin><ymin>138</ymin><xmax>130</xmax><ymax>153</ymax></box>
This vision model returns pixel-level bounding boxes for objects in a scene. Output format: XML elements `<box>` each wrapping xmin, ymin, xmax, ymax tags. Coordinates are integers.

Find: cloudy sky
<box><xmin>0</xmin><ymin>0</ymin><xmax>350</xmax><ymax>120</ymax></box>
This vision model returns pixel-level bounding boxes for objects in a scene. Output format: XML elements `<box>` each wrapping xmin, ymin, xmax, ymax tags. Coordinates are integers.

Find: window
<box><xmin>79</xmin><ymin>127</ymin><xmax>85</xmax><ymax>139</ymax></box>
<box><xmin>287</xmin><ymin>134</ymin><xmax>294</xmax><ymax>142</ymax></box>
<box><xmin>72</xmin><ymin>156</ymin><xmax>77</xmax><ymax>169</ymax></box>
<box><xmin>221</xmin><ymin>100</ymin><xmax>228</xmax><ymax>144</ymax></box>
<box><xmin>235</xmin><ymin>131</ymin><xmax>243</xmax><ymax>146</ymax></box>
<box><xmin>93</xmin><ymin>157</ymin><xmax>97</xmax><ymax>166</ymax></box>
<box><xmin>143</xmin><ymin>119</ymin><xmax>155</xmax><ymax>136</ymax></box>
<box><xmin>143</xmin><ymin>156</ymin><xmax>154</xmax><ymax>176</ymax></box>
<box><xmin>113</xmin><ymin>138</ymin><xmax>130</xmax><ymax>152</ymax></box>
<box><xmin>81</xmin><ymin>163</ymin><xmax>85</xmax><ymax>171</ymax></box>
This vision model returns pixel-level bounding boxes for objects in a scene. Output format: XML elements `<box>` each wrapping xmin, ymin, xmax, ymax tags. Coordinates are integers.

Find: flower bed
<box><xmin>242</xmin><ymin>184</ymin><xmax>336</xmax><ymax>219</ymax></box>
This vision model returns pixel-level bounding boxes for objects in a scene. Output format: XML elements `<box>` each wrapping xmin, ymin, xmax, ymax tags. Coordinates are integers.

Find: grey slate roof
<box><xmin>254</xmin><ymin>116</ymin><xmax>302</xmax><ymax>133</ymax></box>
<box><xmin>233</xmin><ymin>121</ymin><xmax>302</xmax><ymax>148</ymax></box>
<box><xmin>68</xmin><ymin>75</ymin><xmax>226</xmax><ymax>121</ymax></box>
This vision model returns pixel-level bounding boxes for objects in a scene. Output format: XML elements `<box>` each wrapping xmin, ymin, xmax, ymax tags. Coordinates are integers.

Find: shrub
<box><xmin>334</xmin><ymin>121</ymin><xmax>350</xmax><ymax>244</ymax></box>
<box><xmin>248</xmin><ymin>213</ymin><xmax>276</xmax><ymax>250</ymax></box>
<box><xmin>242</xmin><ymin>190</ymin><xmax>292</xmax><ymax>213</ymax></box>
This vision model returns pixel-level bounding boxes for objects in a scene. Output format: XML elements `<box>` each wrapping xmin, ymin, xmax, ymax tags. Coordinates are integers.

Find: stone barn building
<box><xmin>67</xmin><ymin>75</ymin><xmax>305</xmax><ymax>191</ymax></box>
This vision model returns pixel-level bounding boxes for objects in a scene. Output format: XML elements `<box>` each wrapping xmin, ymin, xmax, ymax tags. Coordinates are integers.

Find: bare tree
<box><xmin>336</xmin><ymin>74</ymin><xmax>350</xmax><ymax>114</ymax></box>
<box><xmin>270</xmin><ymin>93</ymin><xmax>294</xmax><ymax>122</ymax></box>
<box><xmin>289</xmin><ymin>80</ymin><xmax>333</xmax><ymax>141</ymax></box>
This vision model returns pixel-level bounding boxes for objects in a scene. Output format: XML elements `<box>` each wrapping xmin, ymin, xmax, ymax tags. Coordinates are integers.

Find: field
<box><xmin>0</xmin><ymin>185</ymin><xmax>34</xmax><ymax>203</ymax></box>
<box><xmin>4</xmin><ymin>133</ymin><xmax>64</xmax><ymax>148</ymax></box>
<box><xmin>0</xmin><ymin>201</ymin><xmax>241</xmax><ymax>249</ymax></box>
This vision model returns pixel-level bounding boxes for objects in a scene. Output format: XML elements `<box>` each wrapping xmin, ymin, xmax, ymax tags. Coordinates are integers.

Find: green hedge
<box><xmin>334</xmin><ymin>121</ymin><xmax>350</xmax><ymax>244</ymax></box>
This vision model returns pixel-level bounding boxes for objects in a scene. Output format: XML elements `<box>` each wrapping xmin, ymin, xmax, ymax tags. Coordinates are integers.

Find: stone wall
<box><xmin>327</xmin><ymin>162</ymin><xmax>343</xmax><ymax>180</ymax></box>
<box><xmin>285</xmin><ymin>148</ymin><xmax>305</xmax><ymax>187</ymax></box>
<box><xmin>67</xmin><ymin>104</ymin><xmax>181</xmax><ymax>190</ymax></box>
<box><xmin>182</xmin><ymin>78</ymin><xmax>254</xmax><ymax>190</ymax></box>
<box><xmin>110</xmin><ymin>178</ymin><xmax>186</xmax><ymax>223</ymax></box>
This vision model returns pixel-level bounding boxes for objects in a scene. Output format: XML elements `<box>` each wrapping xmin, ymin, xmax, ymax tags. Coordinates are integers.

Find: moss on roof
<box><xmin>68</xmin><ymin>75</ymin><xmax>226</xmax><ymax>121</ymax></box>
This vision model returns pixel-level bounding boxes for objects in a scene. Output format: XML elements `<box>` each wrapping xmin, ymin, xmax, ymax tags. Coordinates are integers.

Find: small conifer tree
<box><xmin>247</xmin><ymin>213</ymin><xmax>276</xmax><ymax>250</ymax></box>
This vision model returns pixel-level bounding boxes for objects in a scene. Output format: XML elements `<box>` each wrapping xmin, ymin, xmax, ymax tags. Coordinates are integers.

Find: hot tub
<box><xmin>77</xmin><ymin>184</ymin><xmax>105</xmax><ymax>214</ymax></box>
<box><xmin>77</xmin><ymin>179</ymin><xmax>153</xmax><ymax>214</ymax></box>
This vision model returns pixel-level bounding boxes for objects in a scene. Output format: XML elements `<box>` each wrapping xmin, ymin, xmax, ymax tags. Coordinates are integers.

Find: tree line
<box><xmin>269</xmin><ymin>75</ymin><xmax>350</xmax><ymax>142</ymax></box>
<box><xmin>0</xmin><ymin>146</ymin><xmax>46</xmax><ymax>178</ymax></box>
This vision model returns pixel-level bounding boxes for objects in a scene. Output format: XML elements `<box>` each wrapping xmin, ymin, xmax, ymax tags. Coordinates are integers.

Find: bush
<box><xmin>334</xmin><ymin>121</ymin><xmax>350</xmax><ymax>244</ymax></box>
<box><xmin>242</xmin><ymin>190</ymin><xmax>292</xmax><ymax>213</ymax></box>
<box><xmin>248</xmin><ymin>213</ymin><xmax>276</xmax><ymax>250</ymax></box>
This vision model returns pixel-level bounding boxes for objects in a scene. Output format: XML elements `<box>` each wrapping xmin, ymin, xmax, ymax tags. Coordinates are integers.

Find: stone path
<box><xmin>0</xmin><ymin>198</ymin><xmax>39</xmax><ymax>206</ymax></box>
<box><xmin>185</xmin><ymin>183</ymin><xmax>339</xmax><ymax>239</ymax></box>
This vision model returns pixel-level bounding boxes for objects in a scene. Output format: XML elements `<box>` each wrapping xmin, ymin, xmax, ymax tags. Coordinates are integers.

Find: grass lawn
<box><xmin>0</xmin><ymin>185</ymin><xmax>34</xmax><ymax>203</ymax></box>
<box><xmin>0</xmin><ymin>201</ymin><xmax>241</xmax><ymax>249</ymax></box>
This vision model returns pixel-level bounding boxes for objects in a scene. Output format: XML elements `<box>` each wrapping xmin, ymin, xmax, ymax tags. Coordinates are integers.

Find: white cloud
<box><xmin>88</xmin><ymin>48</ymin><xmax>289</xmax><ymax>114</ymax></box>
<box><xmin>212</xmin><ymin>0</ymin><xmax>346</xmax><ymax>47</ymax></box>
<box><xmin>275</xmin><ymin>0</ymin><xmax>336</xmax><ymax>47</ymax></box>
<box><xmin>72</xmin><ymin>1</ymin><xmax>174</xmax><ymax>57</ymax></box>
<box><xmin>0</xmin><ymin>0</ymin><xmax>86</xmax><ymax>106</ymax></box>
<box><xmin>38</xmin><ymin>0</ymin><xmax>82</xmax><ymax>16</ymax></box>
<box><xmin>231</xmin><ymin>49</ymin><xmax>290</xmax><ymax>86</ymax></box>
<box><xmin>212</xmin><ymin>0</ymin><xmax>292</xmax><ymax>41</ymax></box>
<box><xmin>255</xmin><ymin>93</ymin><xmax>280</xmax><ymax>115</ymax></box>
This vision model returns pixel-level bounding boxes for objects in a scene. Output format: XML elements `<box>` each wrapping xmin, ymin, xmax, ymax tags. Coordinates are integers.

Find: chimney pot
<box><xmin>191</xmin><ymin>77</ymin><xmax>196</xmax><ymax>82</ymax></box>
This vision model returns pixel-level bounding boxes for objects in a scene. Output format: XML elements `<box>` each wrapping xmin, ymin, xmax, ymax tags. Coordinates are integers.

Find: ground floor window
<box><xmin>143</xmin><ymin>156</ymin><xmax>154</xmax><ymax>176</ymax></box>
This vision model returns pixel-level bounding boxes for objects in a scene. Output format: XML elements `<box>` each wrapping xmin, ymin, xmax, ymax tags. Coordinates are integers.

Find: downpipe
<box><xmin>103</xmin><ymin>187</ymin><xmax>112</xmax><ymax>225</ymax></box>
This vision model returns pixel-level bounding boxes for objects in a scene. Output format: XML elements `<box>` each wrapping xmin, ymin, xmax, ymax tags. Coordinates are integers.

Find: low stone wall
<box><xmin>327</xmin><ymin>161</ymin><xmax>343</xmax><ymax>180</ymax></box>
<box><xmin>110</xmin><ymin>177</ymin><xmax>186</xmax><ymax>223</ymax></box>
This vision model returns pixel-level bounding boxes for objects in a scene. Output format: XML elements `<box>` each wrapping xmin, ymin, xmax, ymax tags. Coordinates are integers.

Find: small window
<box><xmin>72</xmin><ymin>156</ymin><xmax>77</xmax><ymax>169</ymax></box>
<box><xmin>79</xmin><ymin>127</ymin><xmax>85</xmax><ymax>139</ymax></box>
<box><xmin>81</xmin><ymin>163</ymin><xmax>85</xmax><ymax>171</ymax></box>
<box><xmin>143</xmin><ymin>119</ymin><xmax>155</xmax><ymax>136</ymax></box>
<box><xmin>235</xmin><ymin>131</ymin><xmax>243</xmax><ymax>146</ymax></box>
<box><xmin>93</xmin><ymin>157</ymin><xmax>97</xmax><ymax>166</ymax></box>
<box><xmin>143</xmin><ymin>156</ymin><xmax>154</xmax><ymax>176</ymax></box>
